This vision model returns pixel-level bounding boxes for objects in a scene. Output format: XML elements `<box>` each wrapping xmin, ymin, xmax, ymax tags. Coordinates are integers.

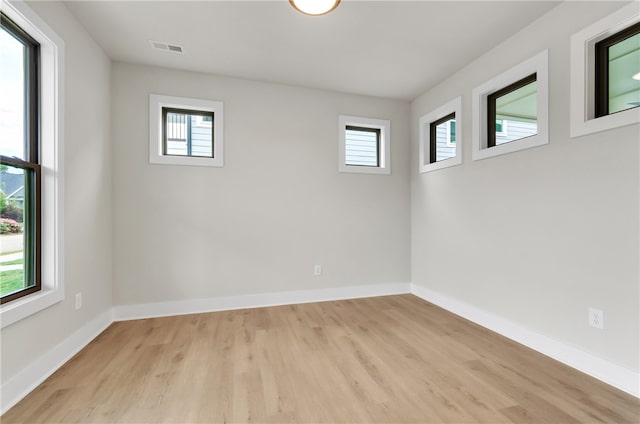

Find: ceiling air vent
<box><xmin>150</xmin><ymin>40</ymin><xmax>184</xmax><ymax>54</ymax></box>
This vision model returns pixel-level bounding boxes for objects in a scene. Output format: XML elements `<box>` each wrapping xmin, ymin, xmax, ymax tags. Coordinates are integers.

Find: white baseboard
<box><xmin>113</xmin><ymin>282</ymin><xmax>412</xmax><ymax>321</ymax></box>
<box><xmin>410</xmin><ymin>283</ymin><xmax>640</xmax><ymax>398</ymax></box>
<box><xmin>3</xmin><ymin>281</ymin><xmax>637</xmax><ymax>418</ymax></box>
<box><xmin>1</xmin><ymin>309</ymin><xmax>113</xmax><ymax>415</ymax></box>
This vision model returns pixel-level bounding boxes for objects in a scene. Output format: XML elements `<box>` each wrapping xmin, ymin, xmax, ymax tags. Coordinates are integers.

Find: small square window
<box><xmin>419</xmin><ymin>96</ymin><xmax>462</xmax><ymax>173</ymax></box>
<box><xmin>339</xmin><ymin>115</ymin><xmax>390</xmax><ymax>175</ymax></box>
<box><xmin>472</xmin><ymin>50</ymin><xmax>548</xmax><ymax>161</ymax></box>
<box><xmin>594</xmin><ymin>21</ymin><xmax>640</xmax><ymax>118</ymax></box>
<box><xmin>344</xmin><ymin>126</ymin><xmax>380</xmax><ymax>167</ymax></box>
<box><xmin>162</xmin><ymin>108</ymin><xmax>214</xmax><ymax>158</ymax></box>
<box><xmin>150</xmin><ymin>94</ymin><xmax>224</xmax><ymax>167</ymax></box>
<box><xmin>487</xmin><ymin>73</ymin><xmax>538</xmax><ymax>148</ymax></box>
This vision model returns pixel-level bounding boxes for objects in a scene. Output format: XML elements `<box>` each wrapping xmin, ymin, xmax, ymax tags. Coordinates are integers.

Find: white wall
<box><xmin>111</xmin><ymin>63</ymin><xmax>410</xmax><ymax>306</ymax></box>
<box><xmin>0</xmin><ymin>1</ymin><xmax>112</xmax><ymax>384</ymax></box>
<box><xmin>411</xmin><ymin>1</ymin><xmax>639</xmax><ymax>372</ymax></box>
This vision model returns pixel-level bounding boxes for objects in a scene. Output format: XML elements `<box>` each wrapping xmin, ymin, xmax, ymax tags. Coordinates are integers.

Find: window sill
<box><xmin>339</xmin><ymin>165</ymin><xmax>391</xmax><ymax>175</ymax></box>
<box><xmin>0</xmin><ymin>288</ymin><xmax>63</xmax><ymax>329</ymax></box>
<box><xmin>149</xmin><ymin>155</ymin><xmax>223</xmax><ymax>167</ymax></box>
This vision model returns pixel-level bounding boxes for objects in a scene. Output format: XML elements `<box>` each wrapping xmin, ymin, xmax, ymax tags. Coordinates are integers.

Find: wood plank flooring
<box><xmin>3</xmin><ymin>295</ymin><xmax>639</xmax><ymax>423</ymax></box>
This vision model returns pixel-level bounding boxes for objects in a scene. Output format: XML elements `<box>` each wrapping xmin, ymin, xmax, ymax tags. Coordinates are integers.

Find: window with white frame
<box><xmin>0</xmin><ymin>0</ymin><xmax>65</xmax><ymax>328</ymax></box>
<box><xmin>472</xmin><ymin>50</ymin><xmax>548</xmax><ymax>161</ymax></box>
<box><xmin>149</xmin><ymin>94</ymin><xmax>224</xmax><ymax>167</ymax></box>
<box><xmin>570</xmin><ymin>3</ymin><xmax>640</xmax><ymax>138</ymax></box>
<box><xmin>339</xmin><ymin>115</ymin><xmax>390</xmax><ymax>175</ymax></box>
<box><xmin>419</xmin><ymin>97</ymin><xmax>462</xmax><ymax>173</ymax></box>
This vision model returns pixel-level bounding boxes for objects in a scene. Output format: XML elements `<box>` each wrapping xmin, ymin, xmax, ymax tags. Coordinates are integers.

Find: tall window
<box><xmin>0</xmin><ymin>13</ymin><xmax>41</xmax><ymax>303</ymax></box>
<box><xmin>594</xmin><ymin>21</ymin><xmax>640</xmax><ymax>117</ymax></box>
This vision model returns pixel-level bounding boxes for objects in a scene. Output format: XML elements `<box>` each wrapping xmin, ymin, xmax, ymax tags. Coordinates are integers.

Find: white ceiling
<box><xmin>64</xmin><ymin>1</ymin><xmax>560</xmax><ymax>100</ymax></box>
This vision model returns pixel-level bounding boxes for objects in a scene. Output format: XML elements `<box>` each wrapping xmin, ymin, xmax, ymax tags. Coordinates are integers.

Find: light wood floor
<box><xmin>3</xmin><ymin>295</ymin><xmax>639</xmax><ymax>423</ymax></box>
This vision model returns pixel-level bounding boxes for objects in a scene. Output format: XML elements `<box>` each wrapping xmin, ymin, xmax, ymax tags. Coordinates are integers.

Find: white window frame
<box><xmin>149</xmin><ymin>94</ymin><xmax>224</xmax><ymax>167</ymax></box>
<box><xmin>338</xmin><ymin>115</ymin><xmax>390</xmax><ymax>175</ymax></box>
<box><xmin>570</xmin><ymin>3</ymin><xmax>640</xmax><ymax>138</ymax></box>
<box><xmin>472</xmin><ymin>50</ymin><xmax>549</xmax><ymax>161</ymax></box>
<box><xmin>419</xmin><ymin>96</ymin><xmax>463</xmax><ymax>173</ymax></box>
<box><xmin>0</xmin><ymin>0</ymin><xmax>65</xmax><ymax>328</ymax></box>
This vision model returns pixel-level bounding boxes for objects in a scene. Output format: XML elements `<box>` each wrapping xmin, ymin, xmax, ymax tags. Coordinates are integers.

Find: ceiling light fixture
<box><xmin>289</xmin><ymin>0</ymin><xmax>340</xmax><ymax>16</ymax></box>
<box><xmin>633</xmin><ymin>72</ymin><xmax>640</xmax><ymax>81</ymax></box>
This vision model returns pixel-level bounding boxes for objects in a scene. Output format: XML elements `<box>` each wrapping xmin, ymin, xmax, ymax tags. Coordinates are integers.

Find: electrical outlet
<box><xmin>588</xmin><ymin>307</ymin><xmax>603</xmax><ymax>329</ymax></box>
<box><xmin>75</xmin><ymin>293</ymin><xmax>82</xmax><ymax>310</ymax></box>
<box><xmin>314</xmin><ymin>265</ymin><xmax>322</xmax><ymax>276</ymax></box>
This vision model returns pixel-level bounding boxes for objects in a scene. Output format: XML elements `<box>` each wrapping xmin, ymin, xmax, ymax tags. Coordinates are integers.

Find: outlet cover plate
<box><xmin>588</xmin><ymin>307</ymin><xmax>604</xmax><ymax>329</ymax></box>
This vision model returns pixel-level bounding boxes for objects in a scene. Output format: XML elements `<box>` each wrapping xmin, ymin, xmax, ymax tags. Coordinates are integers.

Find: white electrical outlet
<box><xmin>314</xmin><ymin>265</ymin><xmax>322</xmax><ymax>276</ymax></box>
<box><xmin>75</xmin><ymin>293</ymin><xmax>82</xmax><ymax>310</ymax></box>
<box><xmin>588</xmin><ymin>307</ymin><xmax>603</xmax><ymax>329</ymax></box>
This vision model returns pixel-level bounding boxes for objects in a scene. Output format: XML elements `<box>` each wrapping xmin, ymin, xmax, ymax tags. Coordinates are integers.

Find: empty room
<box><xmin>0</xmin><ymin>0</ymin><xmax>639</xmax><ymax>422</ymax></box>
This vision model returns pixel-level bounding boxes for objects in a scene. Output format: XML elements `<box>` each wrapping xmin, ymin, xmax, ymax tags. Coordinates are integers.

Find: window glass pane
<box><xmin>608</xmin><ymin>31</ymin><xmax>640</xmax><ymax>114</ymax></box>
<box><xmin>0</xmin><ymin>165</ymin><xmax>31</xmax><ymax>297</ymax></box>
<box><xmin>164</xmin><ymin>110</ymin><xmax>213</xmax><ymax>158</ymax></box>
<box><xmin>0</xmin><ymin>26</ymin><xmax>26</xmax><ymax>160</ymax></box>
<box><xmin>433</xmin><ymin>118</ymin><xmax>456</xmax><ymax>162</ymax></box>
<box><xmin>345</xmin><ymin>126</ymin><xmax>379</xmax><ymax>167</ymax></box>
<box><xmin>449</xmin><ymin>121</ymin><xmax>456</xmax><ymax>143</ymax></box>
<box><xmin>495</xmin><ymin>80</ymin><xmax>538</xmax><ymax>145</ymax></box>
